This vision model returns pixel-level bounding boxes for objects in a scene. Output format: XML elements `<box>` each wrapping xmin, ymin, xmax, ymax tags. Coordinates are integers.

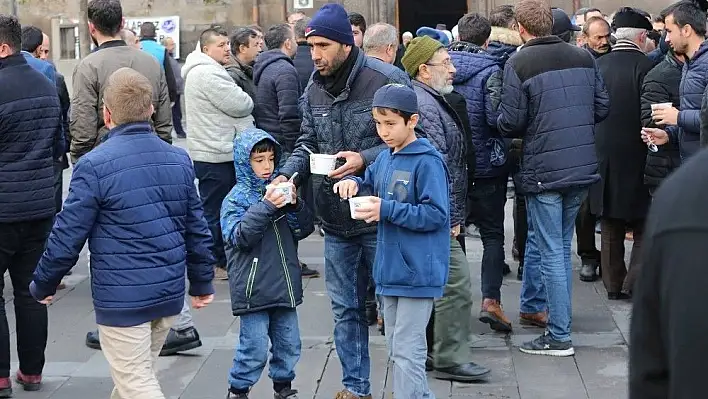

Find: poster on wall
<box><xmin>124</xmin><ymin>16</ymin><xmax>181</xmax><ymax>59</ymax></box>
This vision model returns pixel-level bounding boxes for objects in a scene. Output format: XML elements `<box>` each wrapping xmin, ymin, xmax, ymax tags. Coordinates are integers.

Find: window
<box><xmin>60</xmin><ymin>26</ymin><xmax>78</xmax><ymax>60</ymax></box>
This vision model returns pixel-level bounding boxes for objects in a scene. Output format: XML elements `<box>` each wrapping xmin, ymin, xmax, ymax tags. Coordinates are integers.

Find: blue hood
<box><xmin>233</xmin><ymin>127</ymin><xmax>282</xmax><ymax>200</ymax></box>
<box><xmin>253</xmin><ymin>49</ymin><xmax>294</xmax><ymax>86</ymax></box>
<box><xmin>449</xmin><ymin>44</ymin><xmax>501</xmax><ymax>85</ymax></box>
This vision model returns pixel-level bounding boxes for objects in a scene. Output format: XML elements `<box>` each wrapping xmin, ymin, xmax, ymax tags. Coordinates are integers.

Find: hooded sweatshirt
<box><xmin>349</xmin><ymin>138</ymin><xmax>451</xmax><ymax>298</ymax></box>
<box><xmin>182</xmin><ymin>50</ymin><xmax>254</xmax><ymax>163</ymax></box>
<box><xmin>220</xmin><ymin>128</ymin><xmax>314</xmax><ymax>315</ymax></box>
<box><xmin>487</xmin><ymin>27</ymin><xmax>523</xmax><ymax>67</ymax></box>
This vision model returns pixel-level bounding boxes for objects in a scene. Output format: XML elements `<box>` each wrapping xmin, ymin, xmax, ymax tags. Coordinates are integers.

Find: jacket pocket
<box><xmin>245</xmin><ymin>257</ymin><xmax>259</xmax><ymax>306</ymax></box>
<box><xmin>376</xmin><ymin>242</ymin><xmax>417</xmax><ymax>286</ymax></box>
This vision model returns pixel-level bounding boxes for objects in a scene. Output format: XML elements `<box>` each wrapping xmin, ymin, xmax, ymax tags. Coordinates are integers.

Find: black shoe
<box><xmin>85</xmin><ymin>330</ymin><xmax>101</xmax><ymax>350</ymax></box>
<box><xmin>579</xmin><ymin>262</ymin><xmax>599</xmax><ymax>282</ymax></box>
<box><xmin>607</xmin><ymin>292</ymin><xmax>632</xmax><ymax>301</ymax></box>
<box><xmin>300</xmin><ymin>263</ymin><xmax>320</xmax><ymax>278</ymax></box>
<box><xmin>512</xmin><ymin>246</ymin><xmax>519</xmax><ymax>262</ymax></box>
<box><xmin>432</xmin><ymin>362</ymin><xmax>491</xmax><ymax>382</ymax></box>
<box><xmin>425</xmin><ymin>354</ymin><xmax>433</xmax><ymax>371</ymax></box>
<box><xmin>274</xmin><ymin>388</ymin><xmax>298</xmax><ymax>398</ymax></box>
<box><xmin>519</xmin><ymin>331</ymin><xmax>574</xmax><ymax>357</ymax></box>
<box><xmin>176</xmin><ymin>133</ymin><xmax>187</xmax><ymax>139</ymax></box>
<box><xmin>317</xmin><ymin>225</ymin><xmax>325</xmax><ymax>237</ymax></box>
<box><xmin>159</xmin><ymin>327</ymin><xmax>202</xmax><ymax>356</ymax></box>
<box><xmin>365</xmin><ymin>307</ymin><xmax>378</xmax><ymax>326</ymax></box>
<box><xmin>502</xmin><ymin>262</ymin><xmax>511</xmax><ymax>276</ymax></box>
<box><xmin>517</xmin><ymin>265</ymin><xmax>523</xmax><ymax>281</ymax></box>
<box><xmin>227</xmin><ymin>392</ymin><xmax>248</xmax><ymax>399</ymax></box>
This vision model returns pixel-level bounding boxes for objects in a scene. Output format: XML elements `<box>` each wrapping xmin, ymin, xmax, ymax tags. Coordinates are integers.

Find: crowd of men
<box><xmin>2</xmin><ymin>0</ymin><xmax>708</xmax><ymax>397</ymax></box>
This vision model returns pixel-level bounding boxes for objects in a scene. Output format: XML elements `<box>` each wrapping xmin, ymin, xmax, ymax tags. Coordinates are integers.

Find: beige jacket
<box><xmin>70</xmin><ymin>41</ymin><xmax>172</xmax><ymax>162</ymax></box>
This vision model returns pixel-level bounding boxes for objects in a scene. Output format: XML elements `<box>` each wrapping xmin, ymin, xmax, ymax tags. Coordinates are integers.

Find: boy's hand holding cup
<box><xmin>352</xmin><ymin>196</ymin><xmax>381</xmax><ymax>223</ymax></box>
<box><xmin>333</xmin><ymin>180</ymin><xmax>359</xmax><ymax>199</ymax></box>
<box><xmin>264</xmin><ymin>183</ymin><xmax>293</xmax><ymax>209</ymax></box>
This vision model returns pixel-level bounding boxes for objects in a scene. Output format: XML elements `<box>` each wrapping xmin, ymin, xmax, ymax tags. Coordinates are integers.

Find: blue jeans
<box><xmin>193</xmin><ymin>161</ymin><xmax>235</xmax><ymax>268</ymax></box>
<box><xmin>520</xmin><ymin>189</ymin><xmax>587</xmax><ymax>342</ymax></box>
<box><xmin>324</xmin><ymin>233</ymin><xmax>377</xmax><ymax>397</ymax></box>
<box><xmin>228</xmin><ymin>308</ymin><xmax>301</xmax><ymax>391</ymax></box>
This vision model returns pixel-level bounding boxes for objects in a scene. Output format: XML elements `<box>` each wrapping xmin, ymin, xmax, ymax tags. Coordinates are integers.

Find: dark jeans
<box><xmin>600</xmin><ymin>218</ymin><xmax>645</xmax><ymax>294</ymax></box>
<box><xmin>467</xmin><ymin>176</ymin><xmax>508</xmax><ymax>301</ymax></box>
<box><xmin>575</xmin><ymin>199</ymin><xmax>600</xmax><ymax>263</ymax></box>
<box><xmin>54</xmin><ymin>162</ymin><xmax>64</xmax><ymax>214</ymax></box>
<box><xmin>172</xmin><ymin>94</ymin><xmax>186</xmax><ymax>137</ymax></box>
<box><xmin>514</xmin><ymin>194</ymin><xmax>528</xmax><ymax>267</ymax></box>
<box><xmin>193</xmin><ymin>161</ymin><xmax>235</xmax><ymax>268</ymax></box>
<box><xmin>0</xmin><ymin>218</ymin><xmax>53</xmax><ymax>377</ymax></box>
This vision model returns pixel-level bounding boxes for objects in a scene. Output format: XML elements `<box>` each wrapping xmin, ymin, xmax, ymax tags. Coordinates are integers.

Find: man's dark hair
<box><xmin>139</xmin><ymin>21</ymin><xmax>156</xmax><ymax>38</ymax></box>
<box><xmin>583</xmin><ymin>7</ymin><xmax>602</xmax><ymax>19</ymax></box>
<box><xmin>374</xmin><ymin>107</ymin><xmax>414</xmax><ymax>124</ymax></box>
<box><xmin>199</xmin><ymin>28</ymin><xmax>227</xmax><ymax>52</ymax></box>
<box><xmin>489</xmin><ymin>5</ymin><xmax>515</xmax><ymax>28</ymax></box>
<box><xmin>0</xmin><ymin>14</ymin><xmax>21</xmax><ymax>54</ymax></box>
<box><xmin>21</xmin><ymin>25</ymin><xmax>43</xmax><ymax>53</ymax></box>
<box><xmin>653</xmin><ymin>14</ymin><xmax>665</xmax><ymax>23</ymax></box>
<box><xmin>457</xmin><ymin>13</ymin><xmax>492</xmax><ymax>46</ymax></box>
<box><xmin>666</xmin><ymin>0</ymin><xmax>708</xmax><ymax>37</ymax></box>
<box><xmin>230</xmin><ymin>27</ymin><xmax>258</xmax><ymax>54</ymax></box>
<box><xmin>87</xmin><ymin>0</ymin><xmax>123</xmax><ymax>36</ymax></box>
<box><xmin>348</xmin><ymin>12</ymin><xmax>367</xmax><ymax>33</ymax></box>
<box><xmin>265</xmin><ymin>23</ymin><xmax>293</xmax><ymax>50</ymax></box>
<box><xmin>247</xmin><ymin>24</ymin><xmax>263</xmax><ymax>34</ymax></box>
<box><xmin>251</xmin><ymin>139</ymin><xmax>276</xmax><ymax>155</ymax></box>
<box><xmin>294</xmin><ymin>17</ymin><xmax>311</xmax><ymax>41</ymax></box>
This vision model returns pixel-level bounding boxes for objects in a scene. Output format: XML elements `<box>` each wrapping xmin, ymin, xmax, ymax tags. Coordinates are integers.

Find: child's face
<box><xmin>373</xmin><ymin>108</ymin><xmax>418</xmax><ymax>152</ymax></box>
<box><xmin>250</xmin><ymin>150</ymin><xmax>276</xmax><ymax>180</ymax></box>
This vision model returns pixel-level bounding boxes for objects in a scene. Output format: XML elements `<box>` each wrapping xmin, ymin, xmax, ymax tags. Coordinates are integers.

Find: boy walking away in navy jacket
<box><xmin>221</xmin><ymin>128</ymin><xmax>314</xmax><ymax>399</ymax></box>
<box><xmin>333</xmin><ymin>84</ymin><xmax>450</xmax><ymax>398</ymax></box>
<box><xmin>30</xmin><ymin>68</ymin><xmax>215</xmax><ymax>399</ymax></box>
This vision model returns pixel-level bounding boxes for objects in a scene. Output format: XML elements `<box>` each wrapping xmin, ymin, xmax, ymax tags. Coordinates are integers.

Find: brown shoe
<box><xmin>519</xmin><ymin>312</ymin><xmax>547</xmax><ymax>328</ymax></box>
<box><xmin>214</xmin><ymin>267</ymin><xmax>228</xmax><ymax>281</ymax></box>
<box><xmin>479</xmin><ymin>299</ymin><xmax>512</xmax><ymax>332</ymax></box>
<box><xmin>56</xmin><ymin>281</ymin><xmax>67</xmax><ymax>290</ymax></box>
<box><xmin>334</xmin><ymin>389</ymin><xmax>372</xmax><ymax>399</ymax></box>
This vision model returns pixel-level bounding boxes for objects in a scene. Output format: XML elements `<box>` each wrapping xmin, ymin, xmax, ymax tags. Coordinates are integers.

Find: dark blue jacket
<box><xmin>21</xmin><ymin>51</ymin><xmax>64</xmax><ymax>158</ymax></box>
<box><xmin>413</xmin><ymin>80</ymin><xmax>468</xmax><ymax>228</ymax></box>
<box><xmin>667</xmin><ymin>41</ymin><xmax>708</xmax><ymax>160</ymax></box>
<box><xmin>0</xmin><ymin>53</ymin><xmax>61</xmax><ymax>223</ymax></box>
<box><xmin>294</xmin><ymin>42</ymin><xmax>314</xmax><ymax>92</ymax></box>
<box><xmin>253</xmin><ymin>49</ymin><xmax>302</xmax><ymax>155</ymax></box>
<box><xmin>349</xmin><ymin>139</ymin><xmax>450</xmax><ymax>298</ymax></box>
<box><xmin>31</xmin><ymin>122</ymin><xmax>215</xmax><ymax>327</ymax></box>
<box><xmin>497</xmin><ymin>36</ymin><xmax>609</xmax><ymax>194</ymax></box>
<box><xmin>280</xmin><ymin>48</ymin><xmax>410</xmax><ymax>238</ymax></box>
<box><xmin>221</xmin><ymin>128</ymin><xmax>313</xmax><ymax>316</ymax></box>
<box><xmin>449</xmin><ymin>42</ymin><xmax>506</xmax><ymax>179</ymax></box>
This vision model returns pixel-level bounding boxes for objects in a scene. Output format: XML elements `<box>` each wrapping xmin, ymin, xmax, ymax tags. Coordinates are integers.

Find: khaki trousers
<box><xmin>98</xmin><ymin>316</ymin><xmax>176</xmax><ymax>399</ymax></box>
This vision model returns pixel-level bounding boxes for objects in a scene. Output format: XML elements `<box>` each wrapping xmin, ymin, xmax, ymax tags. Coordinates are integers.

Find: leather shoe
<box><xmin>160</xmin><ymin>327</ymin><xmax>202</xmax><ymax>356</ymax></box>
<box><xmin>0</xmin><ymin>377</ymin><xmax>11</xmax><ymax>398</ymax></box>
<box><xmin>517</xmin><ymin>265</ymin><xmax>523</xmax><ymax>281</ymax></box>
<box><xmin>85</xmin><ymin>330</ymin><xmax>101</xmax><ymax>350</ymax></box>
<box><xmin>432</xmin><ymin>362</ymin><xmax>491</xmax><ymax>382</ymax></box>
<box><xmin>607</xmin><ymin>292</ymin><xmax>632</xmax><ymax>301</ymax></box>
<box><xmin>579</xmin><ymin>262</ymin><xmax>598</xmax><ymax>282</ymax></box>
<box><xmin>15</xmin><ymin>371</ymin><xmax>41</xmax><ymax>391</ymax></box>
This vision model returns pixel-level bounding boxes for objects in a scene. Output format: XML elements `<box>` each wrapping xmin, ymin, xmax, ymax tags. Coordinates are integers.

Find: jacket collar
<box><xmin>101</xmin><ymin>122</ymin><xmax>153</xmax><ymax>143</ymax></box>
<box><xmin>521</xmin><ymin>35</ymin><xmax>563</xmax><ymax>49</ymax></box>
<box><xmin>96</xmin><ymin>39</ymin><xmax>127</xmax><ymax>51</ymax></box>
<box><xmin>489</xmin><ymin>27</ymin><xmax>523</xmax><ymax>47</ymax></box>
<box><xmin>139</xmin><ymin>37</ymin><xmax>157</xmax><ymax>42</ymax></box>
<box><xmin>448</xmin><ymin>41</ymin><xmax>486</xmax><ymax>54</ymax></box>
<box><xmin>612</xmin><ymin>39</ymin><xmax>643</xmax><ymax>54</ymax></box>
<box><xmin>667</xmin><ymin>52</ymin><xmax>684</xmax><ymax>68</ymax></box>
<box><xmin>412</xmin><ymin>79</ymin><xmax>443</xmax><ymax>99</ymax></box>
<box><xmin>0</xmin><ymin>53</ymin><xmax>27</xmax><ymax>69</ymax></box>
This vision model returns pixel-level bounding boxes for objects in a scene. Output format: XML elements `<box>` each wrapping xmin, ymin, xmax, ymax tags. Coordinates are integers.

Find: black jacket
<box><xmin>640</xmin><ymin>53</ymin><xmax>682</xmax><ymax>192</ymax></box>
<box><xmin>253</xmin><ymin>50</ymin><xmax>301</xmax><ymax>155</ymax></box>
<box><xmin>56</xmin><ymin>71</ymin><xmax>71</xmax><ymax>169</ymax></box>
<box><xmin>226</xmin><ymin>58</ymin><xmax>256</xmax><ymax>101</ymax></box>
<box><xmin>444</xmin><ymin>91</ymin><xmax>476</xmax><ymax>186</ymax></box>
<box><xmin>591</xmin><ymin>40</ymin><xmax>655</xmax><ymax>221</ymax></box>
<box><xmin>294</xmin><ymin>42</ymin><xmax>314</xmax><ymax>92</ymax></box>
<box><xmin>497</xmin><ymin>36</ymin><xmax>609</xmax><ymax>195</ymax></box>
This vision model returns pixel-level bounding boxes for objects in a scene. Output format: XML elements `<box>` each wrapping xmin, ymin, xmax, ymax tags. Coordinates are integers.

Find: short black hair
<box><xmin>251</xmin><ymin>139</ymin><xmax>276</xmax><ymax>155</ymax></box>
<box><xmin>374</xmin><ymin>107</ymin><xmax>414</xmax><ymax>124</ymax></box>
<box><xmin>489</xmin><ymin>5</ymin><xmax>515</xmax><ymax>28</ymax></box>
<box><xmin>230</xmin><ymin>27</ymin><xmax>258</xmax><ymax>54</ymax></box>
<box><xmin>139</xmin><ymin>21</ymin><xmax>156</xmax><ymax>38</ymax></box>
<box><xmin>0</xmin><ymin>14</ymin><xmax>21</xmax><ymax>54</ymax></box>
<box><xmin>348</xmin><ymin>12</ymin><xmax>367</xmax><ymax>33</ymax></box>
<box><xmin>87</xmin><ymin>0</ymin><xmax>122</xmax><ymax>36</ymax></box>
<box><xmin>247</xmin><ymin>24</ymin><xmax>263</xmax><ymax>34</ymax></box>
<box><xmin>21</xmin><ymin>25</ymin><xmax>43</xmax><ymax>53</ymax></box>
<box><xmin>666</xmin><ymin>1</ymin><xmax>708</xmax><ymax>36</ymax></box>
<box><xmin>293</xmin><ymin>17</ymin><xmax>311</xmax><ymax>40</ymax></box>
<box><xmin>199</xmin><ymin>28</ymin><xmax>227</xmax><ymax>52</ymax></box>
<box><xmin>458</xmin><ymin>13</ymin><xmax>491</xmax><ymax>46</ymax></box>
<box><xmin>264</xmin><ymin>23</ymin><xmax>292</xmax><ymax>50</ymax></box>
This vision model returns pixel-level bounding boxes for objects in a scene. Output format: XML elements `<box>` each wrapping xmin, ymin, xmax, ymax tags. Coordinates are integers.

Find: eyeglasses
<box><xmin>425</xmin><ymin>59</ymin><xmax>453</xmax><ymax>68</ymax></box>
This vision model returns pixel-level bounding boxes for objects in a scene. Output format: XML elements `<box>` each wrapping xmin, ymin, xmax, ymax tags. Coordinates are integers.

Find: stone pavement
<box><xmin>2</xmin><ymin>158</ymin><xmax>632</xmax><ymax>399</ymax></box>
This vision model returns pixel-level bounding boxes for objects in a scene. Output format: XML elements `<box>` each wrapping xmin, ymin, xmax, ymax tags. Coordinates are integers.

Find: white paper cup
<box><xmin>651</xmin><ymin>102</ymin><xmax>673</xmax><ymax>111</ymax></box>
<box><xmin>309</xmin><ymin>154</ymin><xmax>337</xmax><ymax>175</ymax></box>
<box><xmin>272</xmin><ymin>183</ymin><xmax>293</xmax><ymax>204</ymax></box>
<box><xmin>349</xmin><ymin>197</ymin><xmax>370</xmax><ymax>219</ymax></box>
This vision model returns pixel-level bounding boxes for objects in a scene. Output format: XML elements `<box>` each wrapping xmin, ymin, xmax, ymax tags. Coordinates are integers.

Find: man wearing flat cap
<box><xmin>590</xmin><ymin>7</ymin><xmax>655</xmax><ymax>299</ymax></box>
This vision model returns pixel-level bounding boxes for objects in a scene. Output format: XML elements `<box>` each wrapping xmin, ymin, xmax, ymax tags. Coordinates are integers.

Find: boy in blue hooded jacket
<box><xmin>221</xmin><ymin>127</ymin><xmax>314</xmax><ymax>399</ymax></box>
<box><xmin>333</xmin><ymin>84</ymin><xmax>450</xmax><ymax>398</ymax></box>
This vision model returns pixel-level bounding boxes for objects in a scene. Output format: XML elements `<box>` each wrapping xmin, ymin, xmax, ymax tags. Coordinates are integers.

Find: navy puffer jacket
<box><xmin>450</xmin><ymin>42</ymin><xmax>506</xmax><ymax>179</ymax></box>
<box><xmin>413</xmin><ymin>80</ymin><xmax>467</xmax><ymax>228</ymax></box>
<box><xmin>497</xmin><ymin>36</ymin><xmax>610</xmax><ymax>194</ymax></box>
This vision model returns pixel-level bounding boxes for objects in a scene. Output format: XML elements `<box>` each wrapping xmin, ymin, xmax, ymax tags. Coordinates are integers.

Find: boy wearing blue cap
<box><xmin>333</xmin><ymin>84</ymin><xmax>450</xmax><ymax>398</ymax></box>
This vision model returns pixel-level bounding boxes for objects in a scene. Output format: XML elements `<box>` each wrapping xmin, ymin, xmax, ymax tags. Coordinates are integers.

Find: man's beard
<box><xmin>319</xmin><ymin>46</ymin><xmax>347</xmax><ymax>76</ymax></box>
<box><xmin>432</xmin><ymin>71</ymin><xmax>454</xmax><ymax>95</ymax></box>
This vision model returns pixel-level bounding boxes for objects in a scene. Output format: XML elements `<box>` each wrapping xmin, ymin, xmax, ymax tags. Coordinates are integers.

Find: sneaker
<box><xmin>275</xmin><ymin>388</ymin><xmax>299</xmax><ymax>398</ymax></box>
<box><xmin>15</xmin><ymin>371</ymin><xmax>41</xmax><ymax>391</ymax></box>
<box><xmin>300</xmin><ymin>263</ymin><xmax>320</xmax><ymax>278</ymax></box>
<box><xmin>85</xmin><ymin>329</ymin><xmax>101</xmax><ymax>350</ymax></box>
<box><xmin>57</xmin><ymin>281</ymin><xmax>67</xmax><ymax>290</ymax></box>
<box><xmin>579</xmin><ymin>261</ymin><xmax>599</xmax><ymax>282</ymax></box>
<box><xmin>334</xmin><ymin>389</ymin><xmax>372</xmax><ymax>399</ymax></box>
<box><xmin>160</xmin><ymin>327</ymin><xmax>202</xmax><ymax>356</ymax></box>
<box><xmin>432</xmin><ymin>362</ymin><xmax>491</xmax><ymax>382</ymax></box>
<box><xmin>519</xmin><ymin>331</ymin><xmax>574</xmax><ymax>357</ymax></box>
<box><xmin>0</xmin><ymin>377</ymin><xmax>11</xmax><ymax>398</ymax></box>
<box><xmin>517</xmin><ymin>265</ymin><xmax>523</xmax><ymax>281</ymax></box>
<box><xmin>519</xmin><ymin>312</ymin><xmax>547</xmax><ymax>328</ymax></box>
<box><xmin>227</xmin><ymin>392</ymin><xmax>248</xmax><ymax>399</ymax></box>
<box><xmin>215</xmin><ymin>267</ymin><xmax>229</xmax><ymax>280</ymax></box>
<box><xmin>479</xmin><ymin>299</ymin><xmax>512</xmax><ymax>332</ymax></box>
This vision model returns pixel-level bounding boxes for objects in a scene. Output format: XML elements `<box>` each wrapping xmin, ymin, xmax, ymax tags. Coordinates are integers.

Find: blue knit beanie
<box><xmin>305</xmin><ymin>4</ymin><xmax>355</xmax><ymax>46</ymax></box>
<box><xmin>416</xmin><ymin>27</ymin><xmax>450</xmax><ymax>46</ymax></box>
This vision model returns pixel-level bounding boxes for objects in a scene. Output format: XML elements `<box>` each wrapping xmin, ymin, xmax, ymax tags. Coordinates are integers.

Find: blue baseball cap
<box><xmin>372</xmin><ymin>84</ymin><xmax>418</xmax><ymax>114</ymax></box>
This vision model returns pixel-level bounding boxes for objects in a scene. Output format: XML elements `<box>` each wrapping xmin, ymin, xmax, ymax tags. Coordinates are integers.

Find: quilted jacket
<box><xmin>280</xmin><ymin>50</ymin><xmax>410</xmax><ymax>238</ymax></box>
<box><xmin>449</xmin><ymin>42</ymin><xmax>506</xmax><ymax>179</ymax></box>
<box><xmin>497</xmin><ymin>36</ymin><xmax>609</xmax><ymax>194</ymax></box>
<box><xmin>31</xmin><ymin>122</ymin><xmax>215</xmax><ymax>327</ymax></box>
<box><xmin>413</xmin><ymin>80</ymin><xmax>467</xmax><ymax>228</ymax></box>
<box><xmin>0</xmin><ymin>53</ymin><xmax>61</xmax><ymax>223</ymax></box>
<box><xmin>221</xmin><ymin>128</ymin><xmax>313</xmax><ymax>316</ymax></box>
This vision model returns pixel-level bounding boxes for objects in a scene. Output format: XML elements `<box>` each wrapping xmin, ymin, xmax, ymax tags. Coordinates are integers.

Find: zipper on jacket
<box><xmin>272</xmin><ymin>222</ymin><xmax>296</xmax><ymax>307</ymax></box>
<box><xmin>245</xmin><ymin>257</ymin><xmax>259</xmax><ymax>308</ymax></box>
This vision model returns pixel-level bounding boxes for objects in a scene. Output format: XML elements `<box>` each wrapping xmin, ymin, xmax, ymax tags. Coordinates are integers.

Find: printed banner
<box><xmin>124</xmin><ymin>16</ymin><xmax>181</xmax><ymax>59</ymax></box>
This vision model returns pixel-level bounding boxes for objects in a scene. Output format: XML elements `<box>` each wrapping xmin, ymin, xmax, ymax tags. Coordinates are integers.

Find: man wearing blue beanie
<box><xmin>271</xmin><ymin>4</ymin><xmax>411</xmax><ymax>399</ymax></box>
